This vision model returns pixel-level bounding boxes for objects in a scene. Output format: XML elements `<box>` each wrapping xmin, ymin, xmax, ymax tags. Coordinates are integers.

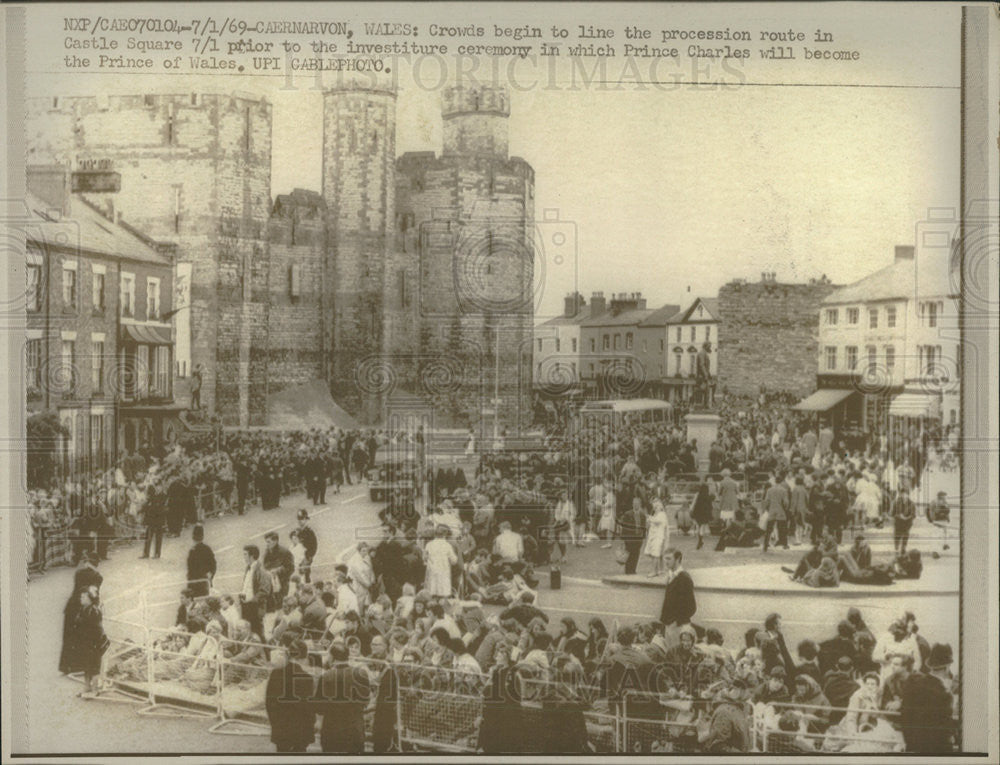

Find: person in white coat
<box><xmin>643</xmin><ymin>495</ymin><xmax>669</xmax><ymax>577</ymax></box>
<box><xmin>424</xmin><ymin>526</ymin><xmax>458</xmax><ymax>598</ymax></box>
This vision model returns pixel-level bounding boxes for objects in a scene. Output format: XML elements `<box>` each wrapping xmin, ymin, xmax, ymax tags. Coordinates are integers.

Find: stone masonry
<box><xmin>717</xmin><ymin>275</ymin><xmax>838</xmax><ymax>398</ymax></box>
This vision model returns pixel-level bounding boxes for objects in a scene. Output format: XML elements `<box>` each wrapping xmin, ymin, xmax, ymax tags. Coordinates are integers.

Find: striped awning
<box><xmin>889</xmin><ymin>392</ymin><xmax>941</xmax><ymax>419</ymax></box>
<box><xmin>121</xmin><ymin>324</ymin><xmax>172</xmax><ymax>345</ymax></box>
<box><xmin>793</xmin><ymin>389</ymin><xmax>854</xmax><ymax>412</ymax></box>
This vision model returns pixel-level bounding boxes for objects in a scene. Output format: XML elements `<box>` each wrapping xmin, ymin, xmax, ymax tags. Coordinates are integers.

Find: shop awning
<box><xmin>793</xmin><ymin>388</ymin><xmax>854</xmax><ymax>412</ymax></box>
<box><xmin>889</xmin><ymin>392</ymin><xmax>941</xmax><ymax>419</ymax></box>
<box><xmin>121</xmin><ymin>324</ymin><xmax>172</xmax><ymax>345</ymax></box>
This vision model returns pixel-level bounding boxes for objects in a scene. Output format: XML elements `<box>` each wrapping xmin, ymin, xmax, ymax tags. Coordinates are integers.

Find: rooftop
<box><xmin>23</xmin><ymin>192</ymin><xmax>171</xmax><ymax>266</ymax></box>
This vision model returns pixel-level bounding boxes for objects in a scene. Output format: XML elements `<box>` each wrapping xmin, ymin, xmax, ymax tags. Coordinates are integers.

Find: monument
<box><xmin>685</xmin><ymin>341</ymin><xmax>720</xmax><ymax>473</ymax></box>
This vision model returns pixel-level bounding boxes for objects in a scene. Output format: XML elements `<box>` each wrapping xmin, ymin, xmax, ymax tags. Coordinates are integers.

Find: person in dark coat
<box><xmin>265</xmin><ymin>640</ymin><xmax>316</xmax><ymax>752</ymax></box>
<box><xmin>263</xmin><ymin>532</ymin><xmax>296</xmax><ymax>612</ymax></box>
<box><xmin>75</xmin><ymin>585</ymin><xmax>108</xmax><ymax>695</ymax></box>
<box><xmin>660</xmin><ymin>548</ymin><xmax>696</xmax><ymax>628</ymax></box>
<box><xmin>166</xmin><ymin>476</ymin><xmax>186</xmax><ymax>537</ymax></box>
<box><xmin>59</xmin><ymin>552</ymin><xmax>103</xmax><ymax>674</ymax></box>
<box><xmin>478</xmin><ymin>656</ymin><xmax>521</xmax><ymax>752</ymax></box>
<box><xmin>899</xmin><ymin>643</ymin><xmax>956</xmax><ymax>753</ymax></box>
<box><xmin>140</xmin><ymin>485</ymin><xmax>165</xmax><ymax>559</ymax></box>
<box><xmin>371</xmin><ymin>659</ymin><xmax>398</xmax><ymax>753</ymax></box>
<box><xmin>296</xmin><ymin>510</ymin><xmax>318</xmax><ymax>583</ymax></box>
<box><xmin>818</xmin><ymin>620</ymin><xmax>857</xmax><ymax>675</ymax></box>
<box><xmin>691</xmin><ymin>480</ymin><xmax>714</xmax><ymax>550</ymax></box>
<box><xmin>186</xmin><ymin>523</ymin><xmax>216</xmax><ymax>597</ymax></box>
<box><xmin>235</xmin><ymin>458</ymin><xmax>251</xmax><ymax>515</ymax></box>
<box><xmin>616</xmin><ymin>497</ymin><xmax>647</xmax><ymax>575</ymax></box>
<box><xmin>822</xmin><ymin>656</ymin><xmax>860</xmax><ymax>723</ymax></box>
<box><xmin>315</xmin><ymin>642</ymin><xmax>369</xmax><ymax>753</ymax></box>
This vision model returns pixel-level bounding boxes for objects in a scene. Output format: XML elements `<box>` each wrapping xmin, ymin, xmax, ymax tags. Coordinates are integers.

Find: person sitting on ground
<box><xmin>271</xmin><ymin>596</ymin><xmax>302</xmax><ymax>646</ymax></box>
<box><xmin>894</xmin><ymin>549</ymin><xmax>923</xmax><ymax>579</ymax></box>
<box><xmin>802</xmin><ymin>557</ymin><xmax>839</xmax><ymax>588</ymax></box>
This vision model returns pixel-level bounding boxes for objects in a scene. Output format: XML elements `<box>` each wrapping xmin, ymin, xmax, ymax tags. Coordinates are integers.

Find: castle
<box><xmin>25</xmin><ymin>82</ymin><xmax>535</xmax><ymax>430</ymax></box>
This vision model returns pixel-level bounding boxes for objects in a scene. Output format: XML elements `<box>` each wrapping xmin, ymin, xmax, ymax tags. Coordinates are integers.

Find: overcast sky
<box><xmin>25</xmin><ymin>2</ymin><xmax>963</xmax><ymax>319</ymax></box>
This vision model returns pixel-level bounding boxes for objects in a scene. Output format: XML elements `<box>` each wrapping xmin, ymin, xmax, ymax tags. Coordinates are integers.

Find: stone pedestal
<box><xmin>684</xmin><ymin>411</ymin><xmax>721</xmax><ymax>473</ymax></box>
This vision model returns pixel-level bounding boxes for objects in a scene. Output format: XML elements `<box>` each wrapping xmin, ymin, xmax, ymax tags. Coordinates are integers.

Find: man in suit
<box><xmin>762</xmin><ymin>472</ymin><xmax>791</xmax><ymax>552</ymax></box>
<box><xmin>140</xmin><ymin>485</ymin><xmax>165</xmax><ymax>559</ymax></box>
<box><xmin>315</xmin><ymin>641</ymin><xmax>370</xmax><ymax>753</ymax></box>
<box><xmin>265</xmin><ymin>639</ymin><xmax>317</xmax><ymax>752</ymax></box>
<box><xmin>186</xmin><ymin>523</ymin><xmax>216</xmax><ymax>597</ymax></box>
<box><xmin>263</xmin><ymin>532</ymin><xmax>296</xmax><ymax>612</ymax></box>
<box><xmin>616</xmin><ymin>498</ymin><xmax>646</xmax><ymax>575</ymax></box>
<box><xmin>296</xmin><ymin>509</ymin><xmax>318</xmax><ymax>583</ymax></box>
<box><xmin>660</xmin><ymin>548</ymin><xmax>696</xmax><ymax>640</ymax></box>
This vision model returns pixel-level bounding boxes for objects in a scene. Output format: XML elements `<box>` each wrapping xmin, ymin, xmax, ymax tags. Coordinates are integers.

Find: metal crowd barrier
<box><xmin>750</xmin><ymin>700</ymin><xmax>905</xmax><ymax>754</ymax></box>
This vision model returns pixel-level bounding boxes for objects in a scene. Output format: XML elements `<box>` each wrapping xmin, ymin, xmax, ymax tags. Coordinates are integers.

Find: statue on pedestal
<box><xmin>694</xmin><ymin>341</ymin><xmax>715</xmax><ymax>410</ymax></box>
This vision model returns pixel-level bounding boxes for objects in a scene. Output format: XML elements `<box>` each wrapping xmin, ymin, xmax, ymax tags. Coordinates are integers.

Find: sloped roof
<box><xmin>667</xmin><ymin>297</ymin><xmax>720</xmax><ymax>324</ymax></box>
<box><xmin>638</xmin><ymin>303</ymin><xmax>682</xmax><ymax>327</ymax></box>
<box><xmin>23</xmin><ymin>192</ymin><xmax>171</xmax><ymax>266</ymax></box>
<box><xmin>823</xmin><ymin>260</ymin><xmax>915</xmax><ymax>305</ymax></box>
<box><xmin>580</xmin><ymin>307</ymin><xmax>654</xmax><ymax>328</ymax></box>
<box><xmin>538</xmin><ymin>304</ymin><xmax>593</xmax><ymax>327</ymax></box>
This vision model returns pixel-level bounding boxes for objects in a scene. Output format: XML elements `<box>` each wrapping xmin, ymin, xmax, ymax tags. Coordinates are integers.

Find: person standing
<box><xmin>235</xmin><ymin>456</ymin><xmax>251</xmax><ymax>516</ymax></box>
<box><xmin>186</xmin><ymin>524</ymin><xmax>216</xmax><ymax>597</ymax></box>
<box><xmin>59</xmin><ymin>552</ymin><xmax>103</xmax><ymax>675</ymax></box>
<box><xmin>893</xmin><ymin>486</ymin><xmax>916</xmax><ymax>555</ymax></box>
<box><xmin>75</xmin><ymin>586</ymin><xmax>109</xmax><ymax>696</ymax></box>
<box><xmin>762</xmin><ymin>472</ymin><xmax>790</xmax><ymax>552</ymax></box>
<box><xmin>691</xmin><ymin>479</ymin><xmax>714</xmax><ymax>550</ymax></box>
<box><xmin>424</xmin><ymin>526</ymin><xmax>458</xmax><ymax>598</ymax></box>
<box><xmin>659</xmin><ymin>548</ymin><xmax>696</xmax><ymax>637</ymax></box>
<box><xmin>162</xmin><ymin>474</ymin><xmax>184</xmax><ymax>537</ymax></box>
<box><xmin>296</xmin><ymin>510</ymin><xmax>318</xmax><ymax>583</ymax></box>
<box><xmin>899</xmin><ymin>643</ymin><xmax>956</xmax><ymax>753</ymax></box>
<box><xmin>717</xmin><ymin>469</ymin><xmax>740</xmax><ymax>523</ymax></box>
<box><xmin>265</xmin><ymin>640</ymin><xmax>316</xmax><ymax>752</ymax></box>
<box><xmin>263</xmin><ymin>532</ymin><xmax>296</xmax><ymax>612</ymax></box>
<box><xmin>789</xmin><ymin>474</ymin><xmax>809</xmax><ymax>545</ymax></box>
<box><xmin>316</xmin><ymin>642</ymin><xmax>370</xmax><ymax>753</ymax></box>
<box><xmin>642</xmin><ymin>493</ymin><xmax>669</xmax><ymax>577</ymax></box>
<box><xmin>140</xmin><ymin>485</ymin><xmax>165</xmax><ymax>559</ymax></box>
<box><xmin>617</xmin><ymin>496</ymin><xmax>647</xmax><ymax>576</ymax></box>
<box><xmin>240</xmin><ymin>544</ymin><xmax>271</xmax><ymax>639</ymax></box>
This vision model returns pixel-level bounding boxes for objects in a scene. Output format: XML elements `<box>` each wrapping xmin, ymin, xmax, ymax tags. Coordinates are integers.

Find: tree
<box><xmin>27</xmin><ymin>410</ymin><xmax>68</xmax><ymax>490</ymax></box>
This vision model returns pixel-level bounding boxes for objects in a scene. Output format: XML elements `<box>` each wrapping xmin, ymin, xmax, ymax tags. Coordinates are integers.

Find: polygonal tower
<box><xmin>322</xmin><ymin>79</ymin><xmax>397</xmax><ymax>422</ymax></box>
<box><xmin>441</xmin><ymin>85</ymin><xmax>510</xmax><ymax>158</ymax></box>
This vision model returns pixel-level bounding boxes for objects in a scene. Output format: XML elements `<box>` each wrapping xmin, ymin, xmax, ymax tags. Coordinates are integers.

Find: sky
<box><xmin>23</xmin><ymin>2</ymin><xmax>964</xmax><ymax>320</ymax></box>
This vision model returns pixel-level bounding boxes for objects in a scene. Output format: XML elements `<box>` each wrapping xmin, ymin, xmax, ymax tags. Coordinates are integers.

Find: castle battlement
<box><xmin>441</xmin><ymin>85</ymin><xmax>510</xmax><ymax>118</ymax></box>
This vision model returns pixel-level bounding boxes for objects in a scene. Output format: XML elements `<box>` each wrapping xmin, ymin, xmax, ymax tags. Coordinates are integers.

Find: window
<box><xmin>537</xmin><ymin>338</ymin><xmax>543</xmax><ymax>352</ymax></box>
<box><xmin>920</xmin><ymin>345</ymin><xmax>942</xmax><ymax>376</ymax></box>
<box><xmin>92</xmin><ymin>271</ymin><xmax>105</xmax><ymax>312</ymax></box>
<box><xmin>555</xmin><ymin>338</ymin><xmax>561</xmax><ymax>353</ymax></box>
<box><xmin>589</xmin><ymin>363</ymin><xmax>595</xmax><ymax>375</ymax></box>
<box><xmin>290</xmin><ymin>264</ymin><xmax>302</xmax><ymax>298</ymax></box>
<box><xmin>613</xmin><ymin>334</ymin><xmax>620</xmax><ymax>350</ymax></box>
<box><xmin>537</xmin><ymin>363</ymin><xmax>542</xmax><ymax>378</ymax></box>
<box><xmin>824</xmin><ymin>346</ymin><xmax>837</xmax><ymax>371</ymax></box>
<box><xmin>825</xmin><ymin>308</ymin><xmax>838</xmax><ymax>325</ymax></box>
<box><xmin>589</xmin><ymin>338</ymin><xmax>595</xmax><ymax>353</ymax></box>
<box><xmin>147</xmin><ymin>278</ymin><xmax>160</xmax><ymax>320</ymax></box>
<box><xmin>690</xmin><ymin>326</ymin><xmax>696</xmax><ymax>342</ymax></box>
<box><xmin>92</xmin><ymin>341</ymin><xmax>104</xmax><ymax>393</ymax></box>
<box><xmin>571</xmin><ymin>338</ymin><xmax>577</xmax><ymax>353</ymax></box>
<box><xmin>869</xmin><ymin>308</ymin><xmax>878</xmax><ymax>329</ymax></box>
<box><xmin>90</xmin><ymin>415</ymin><xmax>104</xmax><ymax>461</ymax></box>
<box><xmin>26</xmin><ymin>339</ymin><xmax>41</xmax><ymax>390</ymax></box>
<box><xmin>847</xmin><ymin>308</ymin><xmax>859</xmax><ymax>324</ymax></box>
<box><xmin>846</xmin><ymin>346</ymin><xmax>858</xmax><ymax>371</ymax></box>
<box><xmin>155</xmin><ymin>347</ymin><xmax>169</xmax><ymax>396</ymax></box>
<box><xmin>121</xmin><ymin>273</ymin><xmax>135</xmax><ymax>317</ymax></box>
<box><xmin>705</xmin><ymin>326</ymin><xmax>711</xmax><ymax>341</ymax></box>
<box><xmin>61</xmin><ymin>340</ymin><xmax>75</xmax><ymax>393</ymax></box>
<box><xmin>675</xmin><ymin>354</ymin><xmax>682</xmax><ymax>375</ymax></box>
<box><xmin>885</xmin><ymin>346</ymin><xmax>895</xmax><ymax>372</ymax></box>
<box><xmin>886</xmin><ymin>306</ymin><xmax>897</xmax><ymax>328</ymax></box>
<box><xmin>602</xmin><ymin>335</ymin><xmax>609</xmax><ymax>351</ymax></box>
<box><xmin>924</xmin><ymin>302</ymin><xmax>939</xmax><ymax>327</ymax></box>
<box><xmin>62</xmin><ymin>267</ymin><xmax>77</xmax><ymax>308</ymax></box>
<box><xmin>26</xmin><ymin>264</ymin><xmax>42</xmax><ymax>312</ymax></box>
<box><xmin>570</xmin><ymin>362</ymin><xmax>576</xmax><ymax>377</ymax></box>
<box><xmin>866</xmin><ymin>345</ymin><xmax>877</xmax><ymax>373</ymax></box>
<box><xmin>675</xmin><ymin>327</ymin><xmax>681</xmax><ymax>342</ymax></box>
<box><xmin>659</xmin><ymin>338</ymin><xmax>665</xmax><ymax>351</ymax></box>
<box><xmin>625</xmin><ymin>333</ymin><xmax>633</xmax><ymax>350</ymax></box>
<box><xmin>137</xmin><ymin>345</ymin><xmax>150</xmax><ymax>398</ymax></box>
<box><xmin>659</xmin><ymin>363</ymin><xmax>663</xmax><ymax>376</ymax></box>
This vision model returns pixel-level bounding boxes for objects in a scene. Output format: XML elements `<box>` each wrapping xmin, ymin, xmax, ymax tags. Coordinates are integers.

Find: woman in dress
<box><xmin>643</xmin><ymin>494</ymin><xmax>669</xmax><ymax>577</ymax></box>
<box><xmin>597</xmin><ymin>489</ymin><xmax>616</xmax><ymax>549</ymax></box>
<box><xmin>423</xmin><ymin>526</ymin><xmax>458</xmax><ymax>598</ymax></box>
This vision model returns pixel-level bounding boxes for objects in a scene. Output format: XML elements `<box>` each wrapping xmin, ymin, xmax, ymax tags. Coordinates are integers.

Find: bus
<box><xmin>579</xmin><ymin>398</ymin><xmax>674</xmax><ymax>429</ymax></box>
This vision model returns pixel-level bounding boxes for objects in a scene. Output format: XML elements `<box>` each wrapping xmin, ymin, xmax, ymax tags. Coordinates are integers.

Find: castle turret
<box><xmin>322</xmin><ymin>79</ymin><xmax>397</xmax><ymax>421</ymax></box>
<box><xmin>441</xmin><ymin>85</ymin><xmax>509</xmax><ymax>158</ymax></box>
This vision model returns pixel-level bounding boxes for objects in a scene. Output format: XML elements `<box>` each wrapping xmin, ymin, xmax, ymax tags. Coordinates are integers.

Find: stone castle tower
<box><xmin>25</xmin><ymin>83</ymin><xmax>535</xmax><ymax>431</ymax></box>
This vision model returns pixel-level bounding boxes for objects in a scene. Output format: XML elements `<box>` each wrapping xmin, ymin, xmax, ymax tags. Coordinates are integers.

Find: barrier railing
<box><xmin>751</xmin><ymin>700</ymin><xmax>905</xmax><ymax>754</ymax></box>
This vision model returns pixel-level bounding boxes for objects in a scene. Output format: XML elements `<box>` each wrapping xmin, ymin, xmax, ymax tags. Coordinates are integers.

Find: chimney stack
<box><xmin>563</xmin><ymin>291</ymin><xmax>585</xmax><ymax>318</ymax></box>
<box><xmin>26</xmin><ymin>164</ymin><xmax>71</xmax><ymax>218</ymax></box>
<box><xmin>895</xmin><ymin>245</ymin><xmax>915</xmax><ymax>262</ymax></box>
<box><xmin>590</xmin><ymin>291</ymin><xmax>606</xmax><ymax>316</ymax></box>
